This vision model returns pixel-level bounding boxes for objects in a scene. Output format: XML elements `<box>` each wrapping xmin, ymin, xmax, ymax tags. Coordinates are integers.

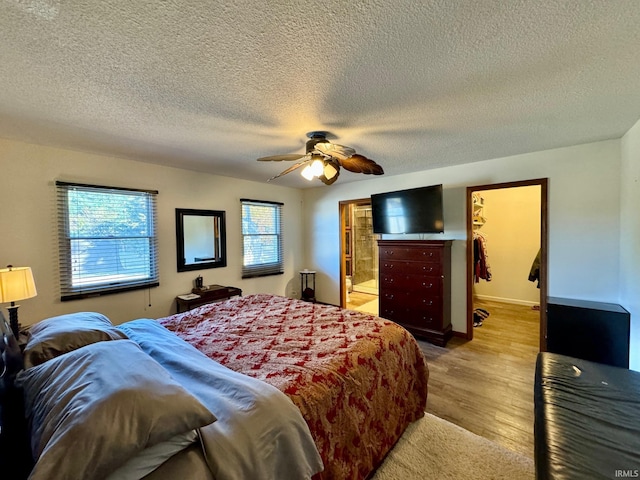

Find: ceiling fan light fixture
<box><xmin>323</xmin><ymin>162</ymin><xmax>338</xmax><ymax>180</ymax></box>
<box><xmin>310</xmin><ymin>157</ymin><xmax>325</xmax><ymax>177</ymax></box>
<box><xmin>301</xmin><ymin>165</ymin><xmax>315</xmax><ymax>181</ymax></box>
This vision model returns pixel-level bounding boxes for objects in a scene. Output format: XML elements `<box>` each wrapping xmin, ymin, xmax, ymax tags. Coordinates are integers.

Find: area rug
<box><xmin>371</xmin><ymin>413</ymin><xmax>535</xmax><ymax>480</ymax></box>
<box><xmin>354</xmin><ymin>299</ymin><xmax>379</xmax><ymax>315</ymax></box>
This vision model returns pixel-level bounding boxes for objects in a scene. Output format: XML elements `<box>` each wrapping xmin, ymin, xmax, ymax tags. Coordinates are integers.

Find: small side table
<box><xmin>176</xmin><ymin>284</ymin><xmax>242</xmax><ymax>313</ymax></box>
<box><xmin>300</xmin><ymin>270</ymin><xmax>316</xmax><ymax>302</ymax></box>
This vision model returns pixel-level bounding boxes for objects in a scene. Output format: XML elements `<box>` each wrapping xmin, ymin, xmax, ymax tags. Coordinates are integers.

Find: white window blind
<box><xmin>56</xmin><ymin>181</ymin><xmax>159</xmax><ymax>300</ymax></box>
<box><xmin>241</xmin><ymin>199</ymin><xmax>283</xmax><ymax>278</ymax></box>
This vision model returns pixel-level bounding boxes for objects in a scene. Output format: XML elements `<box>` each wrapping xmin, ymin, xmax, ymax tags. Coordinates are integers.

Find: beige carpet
<box><xmin>372</xmin><ymin>413</ymin><xmax>535</xmax><ymax>480</ymax></box>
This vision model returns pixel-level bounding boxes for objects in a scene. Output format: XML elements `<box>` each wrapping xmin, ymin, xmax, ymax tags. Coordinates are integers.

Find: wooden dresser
<box><xmin>378</xmin><ymin>240</ymin><xmax>452</xmax><ymax>346</ymax></box>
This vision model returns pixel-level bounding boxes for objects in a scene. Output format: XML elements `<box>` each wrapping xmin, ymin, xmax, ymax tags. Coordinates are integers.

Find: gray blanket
<box><xmin>118</xmin><ymin>319</ymin><xmax>323</xmax><ymax>480</ymax></box>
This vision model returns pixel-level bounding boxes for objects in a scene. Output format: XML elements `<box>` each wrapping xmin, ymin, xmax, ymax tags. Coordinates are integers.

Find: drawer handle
<box><xmin>422</xmin><ymin>282</ymin><xmax>433</xmax><ymax>288</ymax></box>
<box><xmin>422</xmin><ymin>266</ymin><xmax>434</xmax><ymax>272</ymax></box>
<box><xmin>422</xmin><ymin>251</ymin><xmax>434</xmax><ymax>257</ymax></box>
<box><xmin>422</xmin><ymin>299</ymin><xmax>433</xmax><ymax>305</ymax></box>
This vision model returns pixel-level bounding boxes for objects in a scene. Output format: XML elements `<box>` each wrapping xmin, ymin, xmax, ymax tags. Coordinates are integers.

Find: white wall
<box><xmin>0</xmin><ymin>138</ymin><xmax>305</xmax><ymax>325</ymax></box>
<box><xmin>304</xmin><ymin>140</ymin><xmax>622</xmax><ymax>336</ymax></box>
<box><xmin>620</xmin><ymin>118</ymin><xmax>640</xmax><ymax>371</ymax></box>
<box><xmin>473</xmin><ymin>186</ymin><xmax>541</xmax><ymax>305</ymax></box>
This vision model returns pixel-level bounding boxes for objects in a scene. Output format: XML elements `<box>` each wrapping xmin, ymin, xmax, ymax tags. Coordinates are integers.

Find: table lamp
<box><xmin>0</xmin><ymin>265</ymin><xmax>37</xmax><ymax>338</ymax></box>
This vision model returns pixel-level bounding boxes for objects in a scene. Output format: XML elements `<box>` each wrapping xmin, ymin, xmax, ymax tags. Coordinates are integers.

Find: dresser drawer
<box><xmin>380</xmin><ymin>291</ymin><xmax>443</xmax><ymax>311</ymax></box>
<box><xmin>379</xmin><ymin>301</ymin><xmax>440</xmax><ymax>329</ymax></box>
<box><xmin>379</xmin><ymin>246</ymin><xmax>442</xmax><ymax>263</ymax></box>
<box><xmin>380</xmin><ymin>273</ymin><xmax>443</xmax><ymax>294</ymax></box>
<box><xmin>380</xmin><ymin>260</ymin><xmax>443</xmax><ymax>277</ymax></box>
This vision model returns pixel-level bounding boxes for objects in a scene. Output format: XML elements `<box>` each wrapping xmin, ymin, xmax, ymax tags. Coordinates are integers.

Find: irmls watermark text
<box><xmin>615</xmin><ymin>470</ymin><xmax>639</xmax><ymax>478</ymax></box>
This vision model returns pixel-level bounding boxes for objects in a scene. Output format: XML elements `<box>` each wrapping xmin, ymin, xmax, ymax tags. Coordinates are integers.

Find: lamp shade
<box><xmin>0</xmin><ymin>266</ymin><xmax>37</xmax><ymax>303</ymax></box>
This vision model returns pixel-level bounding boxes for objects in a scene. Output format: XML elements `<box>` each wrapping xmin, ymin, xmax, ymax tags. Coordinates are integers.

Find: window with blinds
<box><xmin>241</xmin><ymin>199</ymin><xmax>283</xmax><ymax>278</ymax></box>
<box><xmin>56</xmin><ymin>181</ymin><xmax>159</xmax><ymax>301</ymax></box>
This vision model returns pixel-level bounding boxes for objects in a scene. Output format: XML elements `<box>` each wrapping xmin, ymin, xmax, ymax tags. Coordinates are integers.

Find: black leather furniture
<box><xmin>534</xmin><ymin>352</ymin><xmax>640</xmax><ymax>479</ymax></box>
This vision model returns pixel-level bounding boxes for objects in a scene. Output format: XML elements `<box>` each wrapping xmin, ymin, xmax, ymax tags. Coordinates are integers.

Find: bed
<box><xmin>0</xmin><ymin>294</ymin><xmax>429</xmax><ymax>480</ymax></box>
<box><xmin>158</xmin><ymin>294</ymin><xmax>429</xmax><ymax>479</ymax></box>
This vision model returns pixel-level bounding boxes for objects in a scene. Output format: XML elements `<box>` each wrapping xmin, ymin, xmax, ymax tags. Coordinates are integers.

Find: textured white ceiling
<box><xmin>1</xmin><ymin>1</ymin><xmax>639</xmax><ymax>188</ymax></box>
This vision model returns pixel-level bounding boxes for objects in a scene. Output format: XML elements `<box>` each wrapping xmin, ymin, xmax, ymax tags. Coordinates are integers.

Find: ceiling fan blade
<box><xmin>339</xmin><ymin>154</ymin><xmax>385</xmax><ymax>175</ymax></box>
<box><xmin>313</xmin><ymin>142</ymin><xmax>356</xmax><ymax>160</ymax></box>
<box><xmin>257</xmin><ymin>154</ymin><xmax>308</xmax><ymax>162</ymax></box>
<box><xmin>267</xmin><ymin>160</ymin><xmax>309</xmax><ymax>182</ymax></box>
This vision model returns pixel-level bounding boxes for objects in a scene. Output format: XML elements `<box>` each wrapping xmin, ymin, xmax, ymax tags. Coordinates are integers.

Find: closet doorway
<box><xmin>339</xmin><ymin>199</ymin><xmax>379</xmax><ymax>313</ymax></box>
<box><xmin>466</xmin><ymin>179</ymin><xmax>548</xmax><ymax>350</ymax></box>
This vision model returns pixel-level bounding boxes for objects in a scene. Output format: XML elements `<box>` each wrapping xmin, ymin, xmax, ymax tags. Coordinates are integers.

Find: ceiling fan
<box><xmin>257</xmin><ymin>131</ymin><xmax>384</xmax><ymax>185</ymax></box>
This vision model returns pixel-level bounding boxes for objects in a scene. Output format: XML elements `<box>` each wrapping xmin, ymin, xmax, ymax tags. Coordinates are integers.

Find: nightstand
<box><xmin>176</xmin><ymin>285</ymin><xmax>242</xmax><ymax>313</ymax></box>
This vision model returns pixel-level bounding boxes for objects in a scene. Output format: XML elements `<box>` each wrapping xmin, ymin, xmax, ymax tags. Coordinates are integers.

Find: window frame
<box><xmin>56</xmin><ymin>181</ymin><xmax>159</xmax><ymax>301</ymax></box>
<box><xmin>240</xmin><ymin>199</ymin><xmax>284</xmax><ymax>279</ymax></box>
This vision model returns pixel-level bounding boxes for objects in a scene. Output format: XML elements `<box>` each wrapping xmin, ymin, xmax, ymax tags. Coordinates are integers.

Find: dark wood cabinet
<box><xmin>546</xmin><ymin>297</ymin><xmax>630</xmax><ymax>368</ymax></box>
<box><xmin>378</xmin><ymin>240</ymin><xmax>452</xmax><ymax>346</ymax></box>
<box><xmin>176</xmin><ymin>285</ymin><xmax>242</xmax><ymax>313</ymax></box>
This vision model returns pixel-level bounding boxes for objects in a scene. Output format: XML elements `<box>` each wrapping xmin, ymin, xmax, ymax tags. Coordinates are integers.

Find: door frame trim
<box><xmin>465</xmin><ymin>178</ymin><xmax>549</xmax><ymax>350</ymax></box>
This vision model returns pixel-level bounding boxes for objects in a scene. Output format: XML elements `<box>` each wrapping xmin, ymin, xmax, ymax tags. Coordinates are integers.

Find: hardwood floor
<box><xmin>417</xmin><ymin>299</ymin><xmax>540</xmax><ymax>458</ymax></box>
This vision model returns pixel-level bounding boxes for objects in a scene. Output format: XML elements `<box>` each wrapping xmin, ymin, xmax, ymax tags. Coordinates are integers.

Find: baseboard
<box><xmin>473</xmin><ymin>294</ymin><xmax>539</xmax><ymax>308</ymax></box>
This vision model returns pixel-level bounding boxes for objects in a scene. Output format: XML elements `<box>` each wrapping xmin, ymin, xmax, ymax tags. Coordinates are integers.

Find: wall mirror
<box><xmin>176</xmin><ymin>208</ymin><xmax>227</xmax><ymax>272</ymax></box>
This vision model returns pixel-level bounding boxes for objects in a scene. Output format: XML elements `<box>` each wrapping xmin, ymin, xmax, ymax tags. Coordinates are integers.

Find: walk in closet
<box><xmin>469</xmin><ymin>184</ymin><xmax>542</xmax><ymax>339</ymax></box>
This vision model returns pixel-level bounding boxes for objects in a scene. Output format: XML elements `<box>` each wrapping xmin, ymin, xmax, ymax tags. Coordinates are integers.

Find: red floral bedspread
<box><xmin>158</xmin><ymin>294</ymin><xmax>428</xmax><ymax>480</ymax></box>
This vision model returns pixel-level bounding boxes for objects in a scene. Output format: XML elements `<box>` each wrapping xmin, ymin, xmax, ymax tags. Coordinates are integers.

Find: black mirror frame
<box><xmin>176</xmin><ymin>208</ymin><xmax>227</xmax><ymax>272</ymax></box>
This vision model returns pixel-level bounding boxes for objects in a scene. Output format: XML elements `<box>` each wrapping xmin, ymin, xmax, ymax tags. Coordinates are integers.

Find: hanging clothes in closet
<box><xmin>473</xmin><ymin>230</ymin><xmax>492</xmax><ymax>283</ymax></box>
<box><xmin>472</xmin><ymin>231</ymin><xmax>492</xmax><ymax>327</ymax></box>
<box><xmin>528</xmin><ymin>249</ymin><xmax>541</xmax><ymax>288</ymax></box>
<box><xmin>472</xmin><ymin>192</ymin><xmax>492</xmax><ymax>327</ymax></box>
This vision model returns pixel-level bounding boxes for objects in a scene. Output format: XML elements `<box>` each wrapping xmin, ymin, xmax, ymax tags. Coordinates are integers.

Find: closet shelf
<box><xmin>472</xmin><ymin>193</ymin><xmax>486</xmax><ymax>227</ymax></box>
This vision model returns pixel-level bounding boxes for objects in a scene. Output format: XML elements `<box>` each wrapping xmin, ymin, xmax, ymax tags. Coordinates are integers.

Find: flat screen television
<box><xmin>371</xmin><ymin>184</ymin><xmax>444</xmax><ymax>234</ymax></box>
